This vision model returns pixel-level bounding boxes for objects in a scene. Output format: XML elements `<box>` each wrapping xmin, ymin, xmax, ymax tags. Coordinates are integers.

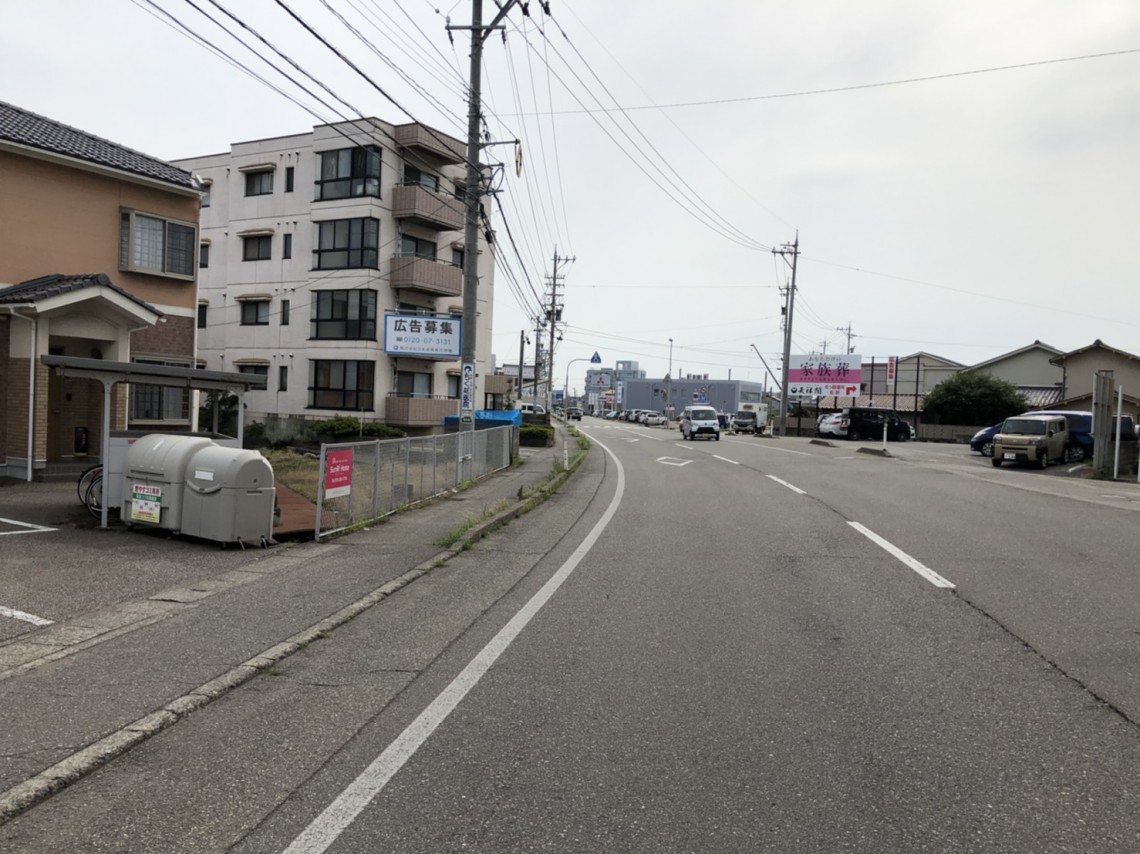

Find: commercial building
<box><xmin>174</xmin><ymin>117</ymin><xmax>496</xmax><ymax>435</ymax></box>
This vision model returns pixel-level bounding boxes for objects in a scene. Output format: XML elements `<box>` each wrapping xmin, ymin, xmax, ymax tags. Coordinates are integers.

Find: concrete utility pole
<box><xmin>836</xmin><ymin>322</ymin><xmax>856</xmax><ymax>354</ymax></box>
<box><xmin>773</xmin><ymin>233</ymin><xmax>799</xmax><ymax>437</ymax></box>
<box><xmin>545</xmin><ymin>249</ymin><xmax>573</xmax><ymax>413</ymax></box>
<box><xmin>450</xmin><ymin>0</ymin><xmax>520</xmax><ymax>430</ymax></box>
<box><xmin>532</xmin><ymin>315</ymin><xmax>543</xmax><ymax>401</ymax></box>
<box><xmin>516</xmin><ymin>329</ymin><xmax>528</xmax><ymax>403</ymax></box>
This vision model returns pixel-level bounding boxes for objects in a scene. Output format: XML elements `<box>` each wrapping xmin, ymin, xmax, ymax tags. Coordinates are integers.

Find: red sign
<box><xmin>887</xmin><ymin>356</ymin><xmax>897</xmax><ymax>385</ymax></box>
<box><xmin>324</xmin><ymin>449</ymin><xmax>354</xmax><ymax>499</ymax></box>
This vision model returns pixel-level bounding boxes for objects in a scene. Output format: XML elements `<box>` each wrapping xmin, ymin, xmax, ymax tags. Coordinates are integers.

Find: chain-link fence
<box><xmin>314</xmin><ymin>425</ymin><xmax>514</xmax><ymax>539</ymax></box>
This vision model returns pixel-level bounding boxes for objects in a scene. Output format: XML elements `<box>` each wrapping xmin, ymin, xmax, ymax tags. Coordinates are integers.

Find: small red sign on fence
<box><xmin>324</xmin><ymin>449</ymin><xmax>354</xmax><ymax>499</ymax></box>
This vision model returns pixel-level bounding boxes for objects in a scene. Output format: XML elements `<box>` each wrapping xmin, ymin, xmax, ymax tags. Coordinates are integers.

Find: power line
<box><xmin>512</xmin><ymin>47</ymin><xmax>1140</xmax><ymax>116</ymax></box>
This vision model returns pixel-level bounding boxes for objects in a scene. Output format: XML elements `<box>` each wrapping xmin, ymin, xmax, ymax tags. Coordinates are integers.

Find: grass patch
<box><xmin>434</xmin><ymin>498</ymin><xmax>512</xmax><ymax>547</ymax></box>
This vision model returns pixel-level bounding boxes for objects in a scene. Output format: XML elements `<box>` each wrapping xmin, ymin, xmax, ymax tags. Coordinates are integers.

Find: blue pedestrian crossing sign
<box><xmin>590</xmin><ymin>352</ymin><xmax>602</xmax><ymax>364</ymax></box>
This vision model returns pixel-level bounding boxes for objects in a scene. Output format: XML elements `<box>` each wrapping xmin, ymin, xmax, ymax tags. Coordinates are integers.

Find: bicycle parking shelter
<box><xmin>40</xmin><ymin>355</ymin><xmax>267</xmax><ymax>529</ymax></box>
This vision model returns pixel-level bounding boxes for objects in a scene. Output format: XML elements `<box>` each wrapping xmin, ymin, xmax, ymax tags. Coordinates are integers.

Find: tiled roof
<box><xmin>1018</xmin><ymin>385</ymin><xmax>1064</xmax><ymax>409</ymax></box>
<box><xmin>0</xmin><ymin>273</ymin><xmax>161</xmax><ymax>316</ymax></box>
<box><xmin>0</xmin><ymin>100</ymin><xmax>195</xmax><ymax>190</ymax></box>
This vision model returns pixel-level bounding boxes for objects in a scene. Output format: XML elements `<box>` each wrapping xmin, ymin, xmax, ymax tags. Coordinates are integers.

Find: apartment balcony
<box><xmin>394</xmin><ymin>123</ymin><xmax>465</xmax><ymax>166</ymax></box>
<box><xmin>389</xmin><ymin>254</ymin><xmax>462</xmax><ymax>298</ymax></box>
<box><xmin>384</xmin><ymin>394</ymin><xmax>458</xmax><ymax>428</ymax></box>
<box><xmin>392</xmin><ymin>184</ymin><xmax>464</xmax><ymax>231</ymax></box>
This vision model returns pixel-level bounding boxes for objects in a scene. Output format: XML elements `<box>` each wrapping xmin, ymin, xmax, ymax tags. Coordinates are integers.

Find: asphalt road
<box><xmin>3</xmin><ymin>427</ymin><xmax>1140</xmax><ymax>852</ymax></box>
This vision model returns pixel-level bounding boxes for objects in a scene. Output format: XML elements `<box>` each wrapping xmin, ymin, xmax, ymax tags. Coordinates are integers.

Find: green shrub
<box><xmin>361</xmin><ymin>422</ymin><xmax>406</xmax><ymax>439</ymax></box>
<box><xmin>520</xmin><ymin>425</ymin><xmax>555</xmax><ymax>447</ymax></box>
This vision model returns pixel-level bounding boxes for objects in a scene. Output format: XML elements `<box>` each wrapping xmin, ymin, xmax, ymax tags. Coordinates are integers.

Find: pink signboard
<box><xmin>787</xmin><ymin>354</ymin><xmax>863</xmax><ymax>397</ymax></box>
<box><xmin>324</xmin><ymin>449</ymin><xmax>354</xmax><ymax>499</ymax></box>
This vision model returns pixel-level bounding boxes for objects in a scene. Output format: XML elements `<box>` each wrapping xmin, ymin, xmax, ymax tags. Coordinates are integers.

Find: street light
<box><xmin>564</xmin><ymin>357</ymin><xmax>589</xmax><ymax>411</ymax></box>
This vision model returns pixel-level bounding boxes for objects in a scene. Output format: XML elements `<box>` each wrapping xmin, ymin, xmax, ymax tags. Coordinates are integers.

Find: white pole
<box><xmin>1114</xmin><ymin>385</ymin><xmax>1123</xmax><ymax>479</ymax></box>
<box><xmin>882</xmin><ymin>416</ymin><xmax>887</xmax><ymax>451</ymax></box>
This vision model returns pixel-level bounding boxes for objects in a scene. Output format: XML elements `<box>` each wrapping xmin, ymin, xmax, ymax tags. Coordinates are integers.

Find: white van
<box><xmin>516</xmin><ymin>402</ymin><xmax>546</xmax><ymax>415</ymax></box>
<box><xmin>681</xmin><ymin>405</ymin><xmax>720</xmax><ymax>441</ymax></box>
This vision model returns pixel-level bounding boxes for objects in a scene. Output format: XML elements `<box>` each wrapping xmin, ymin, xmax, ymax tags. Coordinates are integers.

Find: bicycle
<box><xmin>83</xmin><ymin>468</ymin><xmax>105</xmax><ymax>520</ymax></box>
<box><xmin>77</xmin><ymin>464</ymin><xmax>102</xmax><ymax>506</ymax></box>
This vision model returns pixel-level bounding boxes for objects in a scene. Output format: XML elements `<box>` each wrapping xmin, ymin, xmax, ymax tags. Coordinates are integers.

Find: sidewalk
<box><xmin>0</xmin><ymin>424</ymin><xmax>580</xmax><ymax>821</ymax></box>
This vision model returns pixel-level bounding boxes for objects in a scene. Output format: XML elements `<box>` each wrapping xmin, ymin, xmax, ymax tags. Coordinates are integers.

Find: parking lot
<box><xmin>0</xmin><ymin>479</ymin><xmax>282</xmax><ymax>645</ymax></box>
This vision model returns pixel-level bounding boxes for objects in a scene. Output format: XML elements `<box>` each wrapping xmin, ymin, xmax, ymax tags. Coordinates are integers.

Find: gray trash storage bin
<box><xmin>122</xmin><ymin>434</ymin><xmax>216</xmax><ymax>530</ymax></box>
<box><xmin>180</xmin><ymin>445</ymin><xmax>275</xmax><ymax>546</ymax></box>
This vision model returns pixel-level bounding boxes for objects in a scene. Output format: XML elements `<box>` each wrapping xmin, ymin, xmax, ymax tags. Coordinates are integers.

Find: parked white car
<box><xmin>816</xmin><ymin>413</ymin><xmax>845</xmax><ymax>438</ymax></box>
<box><xmin>642</xmin><ymin>411</ymin><xmax>667</xmax><ymax>426</ymax></box>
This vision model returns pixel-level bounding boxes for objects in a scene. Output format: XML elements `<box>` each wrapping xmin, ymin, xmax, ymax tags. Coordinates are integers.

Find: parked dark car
<box><xmin>841</xmin><ymin>407</ymin><xmax>910</xmax><ymax>441</ymax></box>
<box><xmin>969</xmin><ymin>423</ymin><xmax>1003</xmax><ymax>457</ymax></box>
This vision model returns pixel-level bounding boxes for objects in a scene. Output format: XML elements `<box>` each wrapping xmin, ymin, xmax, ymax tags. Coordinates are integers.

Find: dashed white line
<box><xmin>712</xmin><ymin>455</ymin><xmax>739</xmax><ymax>465</ymax></box>
<box><xmin>847</xmin><ymin>522</ymin><xmax>955</xmax><ymax>588</ymax></box>
<box><xmin>766</xmin><ymin>475</ymin><xmax>806</xmax><ymax>495</ymax></box>
<box><xmin>751</xmin><ymin>444</ymin><xmax>811</xmax><ymax>456</ymax></box>
<box><xmin>0</xmin><ymin>606</ymin><xmax>53</xmax><ymax>626</ymax></box>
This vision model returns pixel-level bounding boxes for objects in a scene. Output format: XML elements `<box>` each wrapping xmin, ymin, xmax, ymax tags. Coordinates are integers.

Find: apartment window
<box><xmin>119</xmin><ymin>210</ymin><xmax>196</xmax><ymax>279</ymax></box>
<box><xmin>309</xmin><ymin>360</ymin><xmax>375</xmax><ymax>410</ymax></box>
<box><xmin>400</xmin><ymin>235</ymin><xmax>436</xmax><ymax>260</ymax></box>
<box><xmin>311</xmin><ymin>289</ymin><xmax>377</xmax><ymax>340</ymax></box>
<box><xmin>316</xmin><ymin>146</ymin><xmax>381</xmax><ymax>201</ymax></box>
<box><xmin>201</xmin><ymin>183</ymin><xmax>211</xmax><ymax>207</ymax></box>
<box><xmin>130</xmin><ymin>359</ymin><xmax>190</xmax><ymax>423</ymax></box>
<box><xmin>404</xmin><ymin>164</ymin><xmax>439</xmax><ymax>191</ymax></box>
<box><xmin>285</xmin><ymin>166</ymin><xmax>295</xmax><ymax>193</ymax></box>
<box><xmin>313</xmin><ymin>217</ymin><xmax>379</xmax><ymax>270</ymax></box>
<box><xmin>240</xmin><ymin>300</ymin><xmax>270</xmax><ymax>325</ymax></box>
<box><xmin>395</xmin><ymin>370</ymin><xmax>433</xmax><ymax>398</ymax></box>
<box><xmin>447</xmin><ymin>374</ymin><xmax>460</xmax><ymax>399</ymax></box>
<box><xmin>197</xmin><ymin>303</ymin><xmax>208</xmax><ymax>329</ymax></box>
<box><xmin>199</xmin><ymin>243</ymin><xmax>209</xmax><ymax>269</ymax></box>
<box><xmin>244</xmin><ymin>169</ymin><xmax>274</xmax><ymax>196</ymax></box>
<box><xmin>238</xmin><ymin>364</ymin><xmax>269</xmax><ymax>379</ymax></box>
<box><xmin>451</xmin><ymin>247</ymin><xmax>464</xmax><ymax>269</ymax></box>
<box><xmin>281</xmin><ymin>299</ymin><xmax>290</xmax><ymax>326</ymax></box>
<box><xmin>282</xmin><ymin>233</ymin><xmax>293</xmax><ymax>259</ymax></box>
<box><xmin>279</xmin><ymin>365</ymin><xmax>288</xmax><ymax>392</ymax></box>
<box><xmin>242</xmin><ymin>235</ymin><xmax>272</xmax><ymax>261</ymax></box>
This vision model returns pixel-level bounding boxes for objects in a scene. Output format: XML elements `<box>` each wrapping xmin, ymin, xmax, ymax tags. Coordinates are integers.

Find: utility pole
<box><xmin>773</xmin><ymin>233</ymin><xmax>799</xmax><ymax>437</ymax></box>
<box><xmin>545</xmin><ymin>249</ymin><xmax>573</xmax><ymax>414</ymax></box>
<box><xmin>836</xmin><ymin>322</ymin><xmax>856</xmax><ymax>354</ymax></box>
<box><xmin>532</xmin><ymin>315</ymin><xmax>543</xmax><ymax>402</ymax></box>
<box><xmin>516</xmin><ymin>329</ymin><xmax>528</xmax><ymax>403</ymax></box>
<box><xmin>450</xmin><ymin>0</ymin><xmax>520</xmax><ymax>434</ymax></box>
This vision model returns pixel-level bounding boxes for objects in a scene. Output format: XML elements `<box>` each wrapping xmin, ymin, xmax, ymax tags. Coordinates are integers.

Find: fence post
<box><xmin>315</xmin><ymin>443</ymin><xmax>327</xmax><ymax>540</ymax></box>
<box><xmin>372</xmin><ymin>439</ymin><xmax>381</xmax><ymax>519</ymax></box>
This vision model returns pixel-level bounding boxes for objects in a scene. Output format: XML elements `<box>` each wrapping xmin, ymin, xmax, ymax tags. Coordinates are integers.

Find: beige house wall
<box><xmin>1059</xmin><ymin>350</ymin><xmax>1140</xmax><ymax>400</ymax></box>
<box><xmin>0</xmin><ymin>149</ymin><xmax>199</xmax><ymax>471</ymax></box>
<box><xmin>0</xmin><ymin>151</ymin><xmax>198</xmax><ymax>312</ymax></box>
<box><xmin>978</xmin><ymin>349</ymin><xmax>1063</xmax><ymax>387</ymax></box>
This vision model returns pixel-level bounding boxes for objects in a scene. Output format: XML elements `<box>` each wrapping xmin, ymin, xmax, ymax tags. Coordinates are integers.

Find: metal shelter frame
<box><xmin>39</xmin><ymin>355</ymin><xmax>267</xmax><ymax>528</ymax></box>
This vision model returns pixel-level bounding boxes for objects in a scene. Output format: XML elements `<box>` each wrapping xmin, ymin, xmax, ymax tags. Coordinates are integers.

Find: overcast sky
<box><xmin>4</xmin><ymin>1</ymin><xmax>1138</xmax><ymax>394</ymax></box>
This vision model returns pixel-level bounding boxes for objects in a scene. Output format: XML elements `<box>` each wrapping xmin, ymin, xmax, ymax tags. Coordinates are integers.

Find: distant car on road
<box><xmin>643</xmin><ymin>411</ymin><xmax>667</xmax><ymax>426</ymax></box>
<box><xmin>567</xmin><ymin>407</ymin><xmax>582</xmax><ymax>420</ymax></box>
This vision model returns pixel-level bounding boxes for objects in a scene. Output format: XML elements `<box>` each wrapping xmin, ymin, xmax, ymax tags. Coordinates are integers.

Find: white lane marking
<box><xmin>284</xmin><ymin>437</ymin><xmax>628</xmax><ymax>854</ymax></box>
<box><xmin>713</xmin><ymin>455</ymin><xmax>739</xmax><ymax>465</ymax></box>
<box><xmin>657</xmin><ymin>457</ymin><xmax>693</xmax><ymax>466</ymax></box>
<box><xmin>0</xmin><ymin>518</ymin><xmax>58</xmax><ymax>536</ymax></box>
<box><xmin>751</xmin><ymin>444</ymin><xmax>811</xmax><ymax>457</ymax></box>
<box><xmin>847</xmin><ymin>522</ymin><xmax>956</xmax><ymax>589</ymax></box>
<box><xmin>766</xmin><ymin>475</ymin><xmax>806</xmax><ymax>495</ymax></box>
<box><xmin>0</xmin><ymin>605</ymin><xmax>53</xmax><ymax>626</ymax></box>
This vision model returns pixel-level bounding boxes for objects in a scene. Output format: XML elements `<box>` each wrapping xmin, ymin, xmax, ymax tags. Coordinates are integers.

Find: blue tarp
<box><xmin>442</xmin><ymin>410</ymin><xmax>522</xmax><ymax>429</ymax></box>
